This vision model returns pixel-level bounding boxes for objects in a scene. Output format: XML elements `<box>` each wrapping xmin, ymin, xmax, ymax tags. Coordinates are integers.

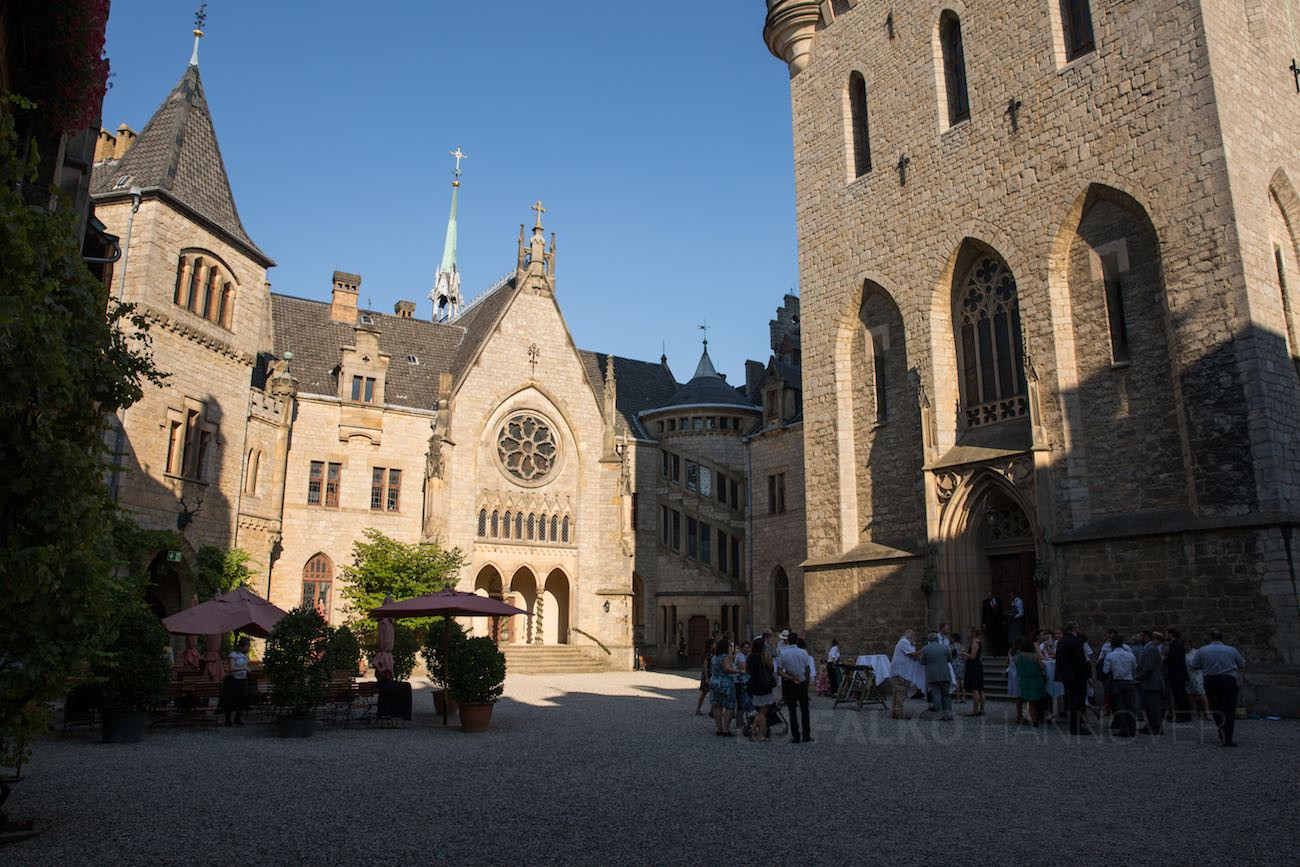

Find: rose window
<box><xmin>497</xmin><ymin>414</ymin><xmax>558</xmax><ymax>481</ymax></box>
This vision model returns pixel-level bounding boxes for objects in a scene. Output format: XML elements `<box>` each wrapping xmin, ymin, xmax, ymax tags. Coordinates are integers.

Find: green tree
<box><xmin>0</xmin><ymin>109</ymin><xmax>163</xmax><ymax>750</ymax></box>
<box><xmin>339</xmin><ymin>529</ymin><xmax>465</xmax><ymax>641</ymax></box>
<box><xmin>193</xmin><ymin>545</ymin><xmax>253</xmax><ymax>600</ymax></box>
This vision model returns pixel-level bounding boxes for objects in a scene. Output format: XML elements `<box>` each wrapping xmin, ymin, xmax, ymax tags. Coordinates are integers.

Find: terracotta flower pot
<box><xmin>433</xmin><ymin>689</ymin><xmax>458</xmax><ymax>718</ymax></box>
<box><xmin>458</xmin><ymin>701</ymin><xmax>494</xmax><ymax>732</ymax></box>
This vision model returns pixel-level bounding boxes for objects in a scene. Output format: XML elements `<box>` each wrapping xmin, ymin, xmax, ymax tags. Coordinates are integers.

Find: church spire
<box><xmin>431</xmin><ymin>147</ymin><xmax>466</xmax><ymax>322</ymax></box>
<box><xmin>693</xmin><ymin>324</ymin><xmax>718</xmax><ymax>379</ymax></box>
<box><xmin>190</xmin><ymin>3</ymin><xmax>206</xmax><ymax>67</ymax></box>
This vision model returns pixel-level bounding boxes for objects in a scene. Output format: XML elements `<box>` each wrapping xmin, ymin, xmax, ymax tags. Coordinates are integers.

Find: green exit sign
<box><xmin>166</xmin><ymin>550</ymin><xmax>183</xmax><ymax>563</ymax></box>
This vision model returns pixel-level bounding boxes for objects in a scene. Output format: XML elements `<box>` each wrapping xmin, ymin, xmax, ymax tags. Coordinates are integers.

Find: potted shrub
<box><xmin>263</xmin><ymin>605</ymin><xmax>331</xmax><ymax>738</ymax></box>
<box><xmin>421</xmin><ymin>618</ymin><xmax>467</xmax><ymax>717</ymax></box>
<box><xmin>98</xmin><ymin>605</ymin><xmax>170</xmax><ymax>743</ymax></box>
<box><xmin>449</xmin><ymin>636</ymin><xmax>506</xmax><ymax>733</ymax></box>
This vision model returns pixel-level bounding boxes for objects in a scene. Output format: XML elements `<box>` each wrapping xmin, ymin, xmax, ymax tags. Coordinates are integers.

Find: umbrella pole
<box><xmin>442</xmin><ymin>618</ymin><xmax>450</xmax><ymax>727</ymax></box>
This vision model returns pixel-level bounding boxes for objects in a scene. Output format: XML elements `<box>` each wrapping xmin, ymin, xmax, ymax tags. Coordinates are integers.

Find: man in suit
<box><xmin>1135</xmin><ymin>629</ymin><xmax>1165</xmax><ymax>735</ymax></box>
<box><xmin>1165</xmin><ymin>628</ymin><xmax>1189</xmax><ymax>723</ymax></box>
<box><xmin>981</xmin><ymin>592</ymin><xmax>1003</xmax><ymax>656</ymax></box>
<box><xmin>920</xmin><ymin>632</ymin><xmax>955</xmax><ymax>721</ymax></box>
<box><xmin>1055</xmin><ymin>621</ymin><xmax>1092</xmax><ymax>735</ymax></box>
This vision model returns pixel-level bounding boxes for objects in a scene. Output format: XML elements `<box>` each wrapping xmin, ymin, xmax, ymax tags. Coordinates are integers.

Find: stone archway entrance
<box><xmin>474</xmin><ymin>565</ymin><xmax>511</xmax><ymax>643</ymax></box>
<box><xmin>939</xmin><ymin>471</ymin><xmax>1039</xmax><ymax>643</ymax></box>
<box><xmin>508</xmin><ymin>567</ymin><xmax>538</xmax><ymax>644</ymax></box>
<box><xmin>146</xmin><ymin>549</ymin><xmax>187</xmax><ymax>619</ymax></box>
<box><xmin>541</xmin><ymin>569</ymin><xmax>570</xmax><ymax>645</ymax></box>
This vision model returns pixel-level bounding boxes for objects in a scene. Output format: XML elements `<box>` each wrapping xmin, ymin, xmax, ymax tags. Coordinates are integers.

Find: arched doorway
<box><xmin>509</xmin><ymin>567</ymin><xmax>538</xmax><ymax>644</ymax></box>
<box><xmin>474</xmin><ymin>566</ymin><xmax>506</xmax><ymax>642</ymax></box>
<box><xmin>939</xmin><ymin>474</ymin><xmax>1039</xmax><ymax>642</ymax></box>
<box><xmin>542</xmin><ymin>569</ymin><xmax>570</xmax><ymax>645</ymax></box>
<box><xmin>146</xmin><ymin>549</ymin><xmax>186</xmax><ymax>620</ymax></box>
<box><xmin>631</xmin><ymin>573</ymin><xmax>645</xmax><ymax>646</ymax></box>
<box><xmin>773</xmin><ymin>566</ymin><xmax>790</xmax><ymax>630</ymax></box>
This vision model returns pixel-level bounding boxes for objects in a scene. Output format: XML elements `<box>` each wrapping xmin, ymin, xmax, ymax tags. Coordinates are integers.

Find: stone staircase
<box><xmin>980</xmin><ymin>656</ymin><xmax>1013</xmax><ymax>701</ymax></box>
<box><xmin>501</xmin><ymin>644</ymin><xmax>610</xmax><ymax>675</ymax></box>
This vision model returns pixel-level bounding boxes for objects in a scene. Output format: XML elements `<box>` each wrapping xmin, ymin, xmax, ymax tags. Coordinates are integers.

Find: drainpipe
<box><xmin>108</xmin><ymin>187</ymin><xmax>142</xmax><ymax>503</ymax></box>
<box><xmin>745</xmin><ymin>436</ymin><xmax>755</xmax><ymax>641</ymax></box>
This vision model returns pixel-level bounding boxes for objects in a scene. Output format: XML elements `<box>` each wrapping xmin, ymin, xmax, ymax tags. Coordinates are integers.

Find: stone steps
<box><xmin>501</xmin><ymin>644</ymin><xmax>610</xmax><ymax>674</ymax></box>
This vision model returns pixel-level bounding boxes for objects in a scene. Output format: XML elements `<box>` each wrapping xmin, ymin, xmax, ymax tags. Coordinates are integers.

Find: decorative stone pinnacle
<box><xmin>763</xmin><ymin>0</ymin><xmax>823</xmax><ymax>77</ymax></box>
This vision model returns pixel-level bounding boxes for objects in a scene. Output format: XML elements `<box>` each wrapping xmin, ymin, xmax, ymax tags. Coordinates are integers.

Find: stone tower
<box><xmin>764</xmin><ymin>0</ymin><xmax>1300</xmax><ymax>704</ymax></box>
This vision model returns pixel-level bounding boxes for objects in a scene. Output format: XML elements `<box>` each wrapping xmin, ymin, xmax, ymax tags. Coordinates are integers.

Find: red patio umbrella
<box><xmin>372</xmin><ymin>594</ymin><xmax>396</xmax><ymax>679</ymax></box>
<box><xmin>162</xmin><ymin>586</ymin><xmax>288</xmax><ymax>639</ymax></box>
<box><xmin>369</xmin><ymin>588</ymin><xmax>527</xmax><ymax>726</ymax></box>
<box><xmin>181</xmin><ymin>595</ymin><xmax>201</xmax><ymax>669</ymax></box>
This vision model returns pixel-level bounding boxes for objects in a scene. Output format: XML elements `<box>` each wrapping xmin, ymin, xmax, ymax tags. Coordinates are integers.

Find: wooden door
<box><xmin>988</xmin><ymin>551</ymin><xmax>1038</xmax><ymax>634</ymax></box>
<box><xmin>687</xmin><ymin>615</ymin><xmax>710</xmax><ymax>667</ymax></box>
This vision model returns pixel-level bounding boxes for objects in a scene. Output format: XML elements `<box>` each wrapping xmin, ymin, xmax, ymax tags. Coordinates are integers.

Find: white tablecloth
<box><xmin>855</xmin><ymin>654</ymin><xmax>892</xmax><ymax>687</ymax></box>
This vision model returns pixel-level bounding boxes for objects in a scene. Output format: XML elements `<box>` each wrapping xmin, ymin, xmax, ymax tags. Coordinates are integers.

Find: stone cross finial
<box><xmin>532</xmin><ymin>200</ymin><xmax>546</xmax><ymax>229</ymax></box>
<box><xmin>449</xmin><ymin>146</ymin><xmax>467</xmax><ymax>175</ymax></box>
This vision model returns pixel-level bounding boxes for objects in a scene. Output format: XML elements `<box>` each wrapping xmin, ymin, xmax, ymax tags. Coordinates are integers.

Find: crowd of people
<box><xmin>696</xmin><ymin>620</ymin><xmax>1250</xmax><ymax>748</ymax></box>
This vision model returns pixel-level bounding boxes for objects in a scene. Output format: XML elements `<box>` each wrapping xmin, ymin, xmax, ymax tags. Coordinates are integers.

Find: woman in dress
<box><xmin>1014</xmin><ymin>637</ymin><xmax>1048</xmax><ymax>726</ymax></box>
<box><xmin>963</xmin><ymin>627</ymin><xmax>985</xmax><ymax>716</ymax></box>
<box><xmin>746</xmin><ymin>637</ymin><xmax>776</xmax><ymax>741</ymax></box>
<box><xmin>950</xmin><ymin>633</ymin><xmax>966</xmax><ymax>704</ymax></box>
<box><xmin>695</xmin><ymin>644</ymin><xmax>712</xmax><ymax>715</ymax></box>
<box><xmin>710</xmin><ymin>638</ymin><xmax>738</xmax><ymax>736</ymax></box>
<box><xmin>734</xmin><ymin>641</ymin><xmax>753</xmax><ymax>718</ymax></box>
<box><xmin>1185</xmin><ymin>645</ymin><xmax>1212</xmax><ymax>721</ymax></box>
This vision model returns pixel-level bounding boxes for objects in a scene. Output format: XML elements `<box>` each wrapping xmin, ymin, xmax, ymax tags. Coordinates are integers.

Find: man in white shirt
<box><xmin>1102</xmin><ymin>640</ymin><xmax>1138</xmax><ymax>737</ymax></box>
<box><xmin>1008</xmin><ymin>592</ymin><xmax>1025</xmax><ymax>647</ymax></box>
<box><xmin>777</xmin><ymin>632</ymin><xmax>813</xmax><ymax>742</ymax></box>
<box><xmin>826</xmin><ymin>639</ymin><xmax>842</xmax><ymax>697</ymax></box>
<box><xmin>890</xmin><ymin>629</ymin><xmax>920</xmax><ymax>720</ymax></box>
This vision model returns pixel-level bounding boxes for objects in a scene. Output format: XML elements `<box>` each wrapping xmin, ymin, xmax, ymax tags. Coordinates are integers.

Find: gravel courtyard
<box><xmin>8</xmin><ymin>671</ymin><xmax>1299</xmax><ymax>865</ymax></box>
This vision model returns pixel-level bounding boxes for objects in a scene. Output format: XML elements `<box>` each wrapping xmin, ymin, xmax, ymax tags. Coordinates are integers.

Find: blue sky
<box><xmin>100</xmin><ymin>2</ymin><xmax>799</xmax><ymax>382</ymax></box>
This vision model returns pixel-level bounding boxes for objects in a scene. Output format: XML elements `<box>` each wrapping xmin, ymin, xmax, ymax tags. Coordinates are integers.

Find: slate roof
<box><xmin>269</xmin><ymin>280</ymin><xmax>674</xmax><ymax>429</ymax></box>
<box><xmin>580</xmin><ymin>351</ymin><xmax>681</xmax><ymax>439</ymax></box>
<box><xmin>91</xmin><ymin>64</ymin><xmax>271</xmax><ymax>266</ymax></box>
<box><xmin>650</xmin><ymin>347</ymin><xmax>761</xmax><ymax>414</ymax></box>
<box><xmin>271</xmin><ymin>295</ymin><xmax>463</xmax><ymax>407</ymax></box>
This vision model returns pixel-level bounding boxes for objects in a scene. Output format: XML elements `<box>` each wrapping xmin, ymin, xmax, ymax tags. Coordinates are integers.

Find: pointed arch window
<box><xmin>477</xmin><ymin>509</ymin><xmax>487</xmax><ymax>537</ymax></box>
<box><xmin>302</xmin><ymin>553</ymin><xmax>333</xmax><ymax>620</ymax></box>
<box><xmin>503</xmin><ymin>511</ymin><xmax>512</xmax><ymax>539</ymax></box>
<box><xmin>940</xmin><ymin>11</ymin><xmax>970</xmax><ymax>127</ymax></box>
<box><xmin>515</xmin><ymin>513</ymin><xmax>524</xmax><ymax>539</ymax></box>
<box><xmin>550</xmin><ymin>515</ymin><xmax>558</xmax><ymax>542</ymax></box>
<box><xmin>173</xmin><ymin>251</ymin><xmax>236</xmax><ymax>330</ymax></box>
<box><xmin>562</xmin><ymin>516</ymin><xmax>571</xmax><ymax>543</ymax></box>
<box><xmin>491</xmin><ymin>510</ymin><xmax>500</xmax><ymax>538</ymax></box>
<box><xmin>848</xmin><ymin>71</ymin><xmax>871</xmax><ymax>177</ymax></box>
<box><xmin>773</xmin><ymin>567</ymin><xmax>790</xmax><ymax>630</ymax></box>
<box><xmin>956</xmin><ymin>255</ymin><xmax>1028</xmax><ymax>427</ymax></box>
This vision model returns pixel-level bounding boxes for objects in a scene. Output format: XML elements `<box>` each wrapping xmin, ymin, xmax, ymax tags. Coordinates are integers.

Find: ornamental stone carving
<box><xmin>497</xmin><ymin>413</ymin><xmax>559</xmax><ymax>483</ymax></box>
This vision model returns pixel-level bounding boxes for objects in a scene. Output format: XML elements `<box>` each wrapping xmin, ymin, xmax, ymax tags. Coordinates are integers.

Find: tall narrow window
<box><xmin>527</xmin><ymin>513</ymin><xmax>536</xmax><ymax>541</ymax></box>
<box><xmin>302</xmin><ymin>553</ymin><xmax>333</xmax><ymax>620</ymax></box>
<box><xmin>870</xmin><ymin>327</ymin><xmax>888</xmax><ymax>423</ymax></box>
<box><xmin>324</xmin><ymin>462</ymin><xmax>341</xmax><ymax>507</ymax></box>
<box><xmin>550</xmin><ymin>515</ymin><xmax>559</xmax><ymax>541</ymax></box>
<box><xmin>660</xmin><ymin>450</ymin><xmax>669</xmax><ymax>478</ymax></box>
<box><xmin>730</xmin><ymin>537</ymin><xmax>741</xmax><ymax>579</ymax></box>
<box><xmin>1061</xmin><ymin>0</ymin><xmax>1095</xmax><ymax>60</ymax></box>
<box><xmin>699</xmin><ymin>522</ymin><xmax>711</xmax><ymax>566</ymax></box>
<box><xmin>478</xmin><ymin>509</ymin><xmax>487</xmax><ymax>536</ymax></box>
<box><xmin>166</xmin><ymin>421</ymin><xmax>184</xmax><ymax>475</ymax></box>
<box><xmin>1100</xmin><ymin>252</ymin><xmax>1130</xmax><ymax>364</ymax></box>
<box><xmin>776</xmin><ymin>473</ymin><xmax>786</xmax><ymax>514</ymax></box>
<box><xmin>504</xmin><ymin>511</ymin><xmax>513</xmax><ymax>539</ymax></box>
<box><xmin>186</xmin><ymin>258</ymin><xmax>202</xmax><ymax>310</ymax></box>
<box><xmin>671</xmin><ymin>454</ymin><xmax>680</xmax><ymax>483</ymax></box>
<box><xmin>562</xmin><ymin>515</ymin><xmax>571</xmax><ymax>543</ymax></box>
<box><xmin>956</xmin><ymin>255</ymin><xmax>1027</xmax><ymax>427</ymax></box>
<box><xmin>387</xmin><ymin>469</ymin><xmax>401</xmax><ymax>511</ymax></box>
<box><xmin>940</xmin><ymin>11</ymin><xmax>970</xmax><ymax>127</ymax></box>
<box><xmin>687</xmin><ymin>517</ymin><xmax>698</xmax><ymax>559</ymax></box>
<box><xmin>848</xmin><ymin>71</ymin><xmax>871</xmax><ymax>177</ymax></box>
<box><xmin>768</xmin><ymin>475</ymin><xmax>777</xmax><ymax>516</ymax></box>
<box><xmin>370</xmin><ymin>467</ymin><xmax>385</xmax><ymax>510</ymax></box>
<box><xmin>686</xmin><ymin>461</ymin><xmax>698</xmax><ymax>492</ymax></box>
<box><xmin>307</xmin><ymin>461</ymin><xmax>323</xmax><ymax>505</ymax></box>
<box><xmin>364</xmin><ymin>377</ymin><xmax>376</xmax><ymax>403</ymax></box>
<box><xmin>631</xmin><ymin>493</ymin><xmax>639</xmax><ymax>530</ymax></box>
<box><xmin>717</xmin><ymin>530</ymin><xmax>728</xmax><ymax>574</ymax></box>
<box><xmin>173</xmin><ymin>259</ymin><xmax>187</xmax><ymax>305</ymax></box>
<box><xmin>661</xmin><ymin>506</ymin><xmax>669</xmax><ymax>546</ymax></box>
<box><xmin>774</xmin><ymin>568</ymin><xmax>790</xmax><ymax>629</ymax></box>
<box><xmin>671</xmin><ymin>510</ymin><xmax>681</xmax><ymax>552</ymax></box>
<box><xmin>491</xmin><ymin>510</ymin><xmax>500</xmax><ymax>538</ymax></box>
<box><xmin>351</xmin><ymin>376</ymin><xmax>363</xmax><ymax>401</ymax></box>
<box><xmin>515</xmin><ymin>513</ymin><xmax>523</xmax><ymax>538</ymax></box>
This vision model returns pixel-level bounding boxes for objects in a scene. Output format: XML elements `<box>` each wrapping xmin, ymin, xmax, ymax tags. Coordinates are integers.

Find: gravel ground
<box><xmin>7</xmin><ymin>672</ymin><xmax>1298</xmax><ymax>865</ymax></box>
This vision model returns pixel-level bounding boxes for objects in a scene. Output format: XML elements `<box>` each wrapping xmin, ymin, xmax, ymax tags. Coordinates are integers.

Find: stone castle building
<box><xmin>762</xmin><ymin>0</ymin><xmax>1300</xmax><ymax>690</ymax></box>
<box><xmin>89</xmin><ymin>32</ymin><xmax>807</xmax><ymax>669</ymax></box>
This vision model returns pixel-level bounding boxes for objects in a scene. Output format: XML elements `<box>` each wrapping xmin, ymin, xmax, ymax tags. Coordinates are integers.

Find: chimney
<box><xmin>113</xmin><ymin>124</ymin><xmax>137</xmax><ymax>160</ymax></box>
<box><xmin>330</xmin><ymin>270</ymin><xmax>361</xmax><ymax>323</ymax></box>
<box><xmin>394</xmin><ymin>300</ymin><xmax>415</xmax><ymax>319</ymax></box>
<box><xmin>94</xmin><ymin>128</ymin><xmax>116</xmax><ymax>163</ymax></box>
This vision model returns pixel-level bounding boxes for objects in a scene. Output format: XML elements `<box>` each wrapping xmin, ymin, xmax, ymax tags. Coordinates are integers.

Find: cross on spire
<box><xmin>449</xmin><ymin>146</ymin><xmax>467</xmax><ymax>177</ymax></box>
<box><xmin>189</xmin><ymin>2</ymin><xmax>207</xmax><ymax>66</ymax></box>
<box><xmin>532</xmin><ymin>200</ymin><xmax>546</xmax><ymax>229</ymax></box>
